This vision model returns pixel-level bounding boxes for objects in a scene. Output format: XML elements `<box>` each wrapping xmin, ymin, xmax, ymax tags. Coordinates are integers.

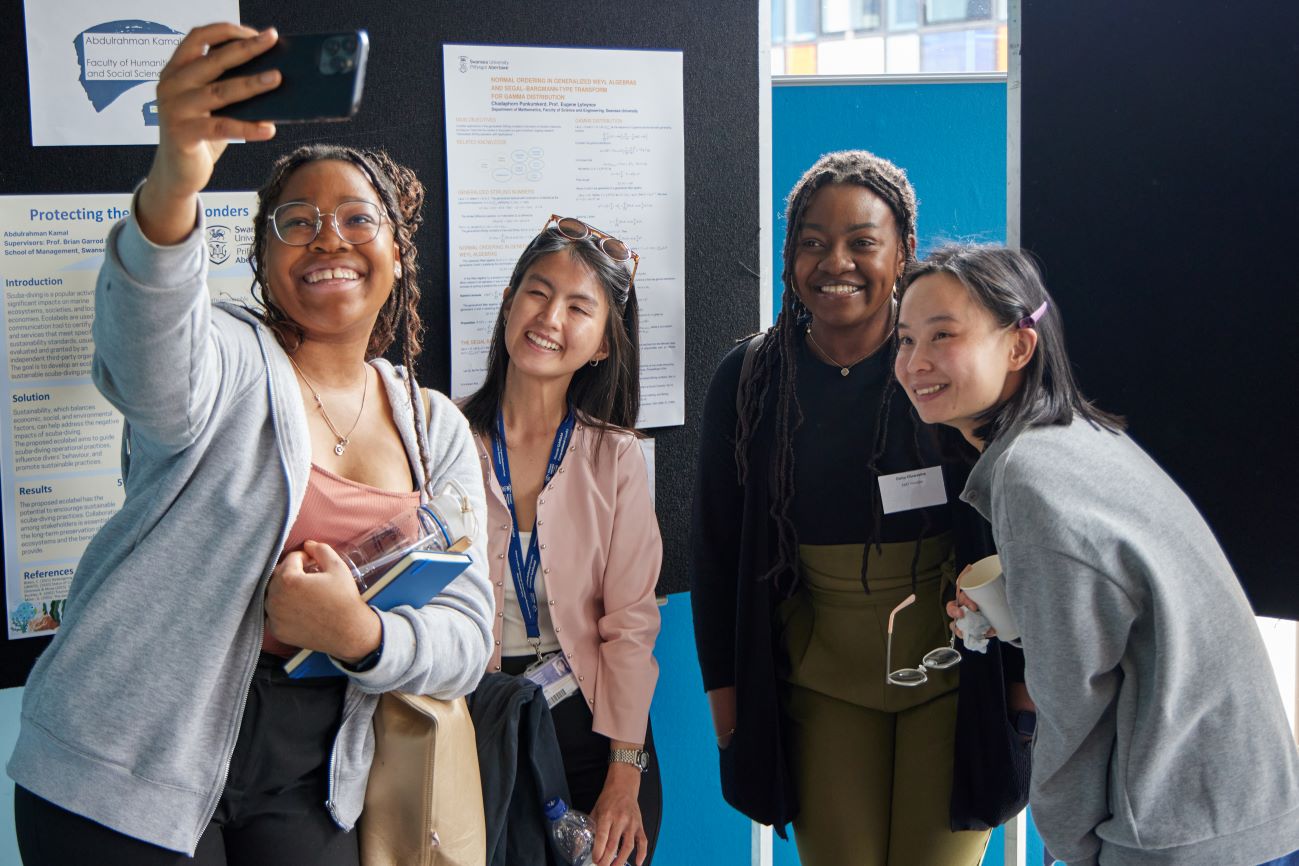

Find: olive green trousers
<box><xmin>779</xmin><ymin>538</ymin><xmax>990</xmax><ymax>866</ymax></box>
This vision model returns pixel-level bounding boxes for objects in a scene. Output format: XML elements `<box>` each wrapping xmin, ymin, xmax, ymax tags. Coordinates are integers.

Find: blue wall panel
<box><xmin>772</xmin><ymin>82</ymin><xmax>1007</xmax><ymax>313</ymax></box>
<box><xmin>648</xmin><ymin>593</ymin><xmax>754</xmax><ymax>864</ymax></box>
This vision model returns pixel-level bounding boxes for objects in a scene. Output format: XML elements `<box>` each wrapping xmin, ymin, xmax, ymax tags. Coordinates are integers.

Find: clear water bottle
<box><xmin>321</xmin><ymin>480</ymin><xmax>478</xmax><ymax>590</ymax></box>
<box><xmin>543</xmin><ymin>798</ymin><xmax>594</xmax><ymax>866</ymax></box>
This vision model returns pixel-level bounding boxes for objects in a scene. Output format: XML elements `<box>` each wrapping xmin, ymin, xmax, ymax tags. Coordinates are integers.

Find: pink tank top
<box><xmin>262</xmin><ymin>464</ymin><xmax>422</xmax><ymax>657</ymax></box>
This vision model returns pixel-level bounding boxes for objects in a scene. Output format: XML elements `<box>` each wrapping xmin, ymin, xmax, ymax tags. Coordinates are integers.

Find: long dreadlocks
<box><xmin>735</xmin><ymin>150</ymin><xmax>931</xmax><ymax>593</ymax></box>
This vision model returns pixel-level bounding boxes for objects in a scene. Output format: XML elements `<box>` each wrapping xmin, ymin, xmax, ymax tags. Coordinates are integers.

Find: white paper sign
<box><xmin>0</xmin><ymin>194</ymin><xmax>256</xmax><ymax>637</ymax></box>
<box><xmin>877</xmin><ymin>466</ymin><xmax>947</xmax><ymax>515</ymax></box>
<box><xmin>442</xmin><ymin>44</ymin><xmax>686</xmax><ymax>428</ymax></box>
<box><xmin>24</xmin><ymin>0</ymin><xmax>240</xmax><ymax>146</ymax></box>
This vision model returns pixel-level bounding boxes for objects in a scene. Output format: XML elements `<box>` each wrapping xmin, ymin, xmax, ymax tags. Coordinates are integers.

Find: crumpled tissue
<box><xmin>958</xmin><ymin>606</ymin><xmax>994</xmax><ymax>654</ymax></box>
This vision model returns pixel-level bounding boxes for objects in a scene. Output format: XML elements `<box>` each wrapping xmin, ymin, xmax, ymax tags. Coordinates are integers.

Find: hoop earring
<box><xmin>589</xmin><ymin>359</ymin><xmax>600</xmax><ymax>367</ymax></box>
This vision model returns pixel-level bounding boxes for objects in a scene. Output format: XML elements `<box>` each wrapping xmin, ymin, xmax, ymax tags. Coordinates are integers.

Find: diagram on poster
<box><xmin>443</xmin><ymin>44</ymin><xmax>686</xmax><ymax>427</ymax></box>
<box><xmin>23</xmin><ymin>0</ymin><xmax>240</xmax><ymax>146</ymax></box>
<box><xmin>0</xmin><ymin>194</ymin><xmax>256</xmax><ymax>638</ymax></box>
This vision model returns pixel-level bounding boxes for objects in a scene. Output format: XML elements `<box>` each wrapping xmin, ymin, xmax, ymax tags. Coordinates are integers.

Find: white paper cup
<box><xmin>957</xmin><ymin>554</ymin><xmax>1021</xmax><ymax>644</ymax></box>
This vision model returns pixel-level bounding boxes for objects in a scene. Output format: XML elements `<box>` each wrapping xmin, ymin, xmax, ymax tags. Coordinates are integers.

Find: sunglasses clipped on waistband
<box><xmin>544</xmin><ymin>214</ymin><xmax>639</xmax><ymax>284</ymax></box>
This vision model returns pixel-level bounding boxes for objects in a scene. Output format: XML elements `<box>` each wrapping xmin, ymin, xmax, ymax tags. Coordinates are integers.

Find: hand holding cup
<box><xmin>954</xmin><ymin>554</ymin><xmax>1021</xmax><ymax>645</ymax></box>
<box><xmin>946</xmin><ymin>573</ymin><xmax>994</xmax><ymax>641</ymax></box>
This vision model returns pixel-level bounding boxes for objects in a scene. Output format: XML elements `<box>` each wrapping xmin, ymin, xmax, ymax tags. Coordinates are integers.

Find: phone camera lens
<box><xmin>344</xmin><ymin>35</ymin><xmax>358</xmax><ymax>53</ymax></box>
<box><xmin>324</xmin><ymin>38</ymin><xmax>340</xmax><ymax>55</ymax></box>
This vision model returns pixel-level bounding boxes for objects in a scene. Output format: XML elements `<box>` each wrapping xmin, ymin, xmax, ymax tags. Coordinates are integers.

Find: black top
<box><xmin>789</xmin><ymin>335</ymin><xmax>954</xmax><ymax>545</ymax></box>
<box><xmin>688</xmin><ymin>332</ymin><xmax>1029</xmax><ymax>834</ymax></box>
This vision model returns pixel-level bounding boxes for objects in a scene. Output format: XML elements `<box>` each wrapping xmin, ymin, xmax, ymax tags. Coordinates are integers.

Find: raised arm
<box><xmin>138</xmin><ymin>23</ymin><xmax>281</xmax><ymax>243</ymax></box>
<box><xmin>91</xmin><ymin>24</ymin><xmax>283</xmax><ymax>449</ymax></box>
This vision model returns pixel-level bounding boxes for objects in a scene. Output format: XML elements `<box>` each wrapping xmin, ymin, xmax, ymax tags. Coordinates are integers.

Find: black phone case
<box><xmin>214</xmin><ymin>31</ymin><xmax>369</xmax><ymax>123</ymax></box>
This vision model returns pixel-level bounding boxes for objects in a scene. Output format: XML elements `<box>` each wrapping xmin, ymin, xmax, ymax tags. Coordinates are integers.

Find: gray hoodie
<box><xmin>7</xmin><ymin>207</ymin><xmax>494</xmax><ymax>854</ymax></box>
<box><xmin>964</xmin><ymin>418</ymin><xmax>1299</xmax><ymax>866</ymax></box>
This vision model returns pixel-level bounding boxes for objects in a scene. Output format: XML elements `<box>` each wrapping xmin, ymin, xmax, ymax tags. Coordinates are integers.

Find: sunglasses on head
<box><xmin>543</xmin><ymin>215</ymin><xmax>639</xmax><ymax>285</ymax></box>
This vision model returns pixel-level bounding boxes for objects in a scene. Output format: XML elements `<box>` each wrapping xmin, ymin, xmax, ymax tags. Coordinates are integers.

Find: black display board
<box><xmin>0</xmin><ymin>0</ymin><xmax>760</xmax><ymax>686</ymax></box>
<box><xmin>1021</xmin><ymin>1</ymin><xmax>1299</xmax><ymax>618</ymax></box>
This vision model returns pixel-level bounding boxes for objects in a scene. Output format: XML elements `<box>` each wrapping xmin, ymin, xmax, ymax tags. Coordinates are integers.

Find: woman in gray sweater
<box><xmin>894</xmin><ymin>244</ymin><xmax>1299</xmax><ymax>866</ymax></box>
<box><xmin>7</xmin><ymin>24</ymin><xmax>493</xmax><ymax>864</ymax></box>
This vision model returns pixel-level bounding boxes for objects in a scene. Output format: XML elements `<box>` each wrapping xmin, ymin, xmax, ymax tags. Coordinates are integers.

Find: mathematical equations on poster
<box><xmin>442</xmin><ymin>44</ymin><xmax>685</xmax><ymax>427</ymax></box>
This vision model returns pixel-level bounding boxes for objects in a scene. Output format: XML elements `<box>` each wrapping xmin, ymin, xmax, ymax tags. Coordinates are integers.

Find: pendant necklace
<box><xmin>287</xmin><ymin>355</ymin><xmax>369</xmax><ymax>456</ymax></box>
<box><xmin>806</xmin><ymin>321</ymin><xmax>894</xmax><ymax>377</ymax></box>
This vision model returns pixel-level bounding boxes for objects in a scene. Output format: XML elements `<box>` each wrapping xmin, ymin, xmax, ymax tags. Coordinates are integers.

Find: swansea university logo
<box><xmin>206</xmin><ymin>225</ymin><xmax>230</xmax><ymax>265</ymax></box>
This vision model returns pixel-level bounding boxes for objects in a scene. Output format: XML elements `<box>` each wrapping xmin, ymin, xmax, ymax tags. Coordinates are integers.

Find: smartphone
<box><xmin>213</xmin><ymin>30</ymin><xmax>369</xmax><ymax>123</ymax></box>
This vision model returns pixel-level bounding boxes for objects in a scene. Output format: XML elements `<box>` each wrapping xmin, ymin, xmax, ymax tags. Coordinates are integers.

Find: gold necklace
<box><xmin>287</xmin><ymin>355</ymin><xmax>369</xmax><ymax>456</ymax></box>
<box><xmin>806</xmin><ymin>319</ymin><xmax>894</xmax><ymax>377</ymax></box>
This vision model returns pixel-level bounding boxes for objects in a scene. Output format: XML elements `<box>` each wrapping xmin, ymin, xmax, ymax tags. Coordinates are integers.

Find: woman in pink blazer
<box><xmin>461</xmin><ymin>216</ymin><xmax>663</xmax><ymax>866</ymax></box>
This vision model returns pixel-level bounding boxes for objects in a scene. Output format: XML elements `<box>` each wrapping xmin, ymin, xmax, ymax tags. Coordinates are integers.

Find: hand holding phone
<box><xmin>213</xmin><ymin>30</ymin><xmax>369</xmax><ymax>123</ymax></box>
<box><xmin>138</xmin><ymin>23</ymin><xmax>282</xmax><ymax>246</ymax></box>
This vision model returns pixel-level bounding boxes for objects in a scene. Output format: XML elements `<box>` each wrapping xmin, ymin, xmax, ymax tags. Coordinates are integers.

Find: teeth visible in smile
<box><xmin>819</xmin><ymin>284</ymin><xmax>860</xmax><ymax>295</ymax></box>
<box><xmin>304</xmin><ymin>268</ymin><xmax>360</xmax><ymax>284</ymax></box>
<box><xmin>916</xmin><ymin>384</ymin><xmax>945</xmax><ymax>396</ymax></box>
<box><xmin>526</xmin><ymin>332</ymin><xmax>560</xmax><ymax>351</ymax></box>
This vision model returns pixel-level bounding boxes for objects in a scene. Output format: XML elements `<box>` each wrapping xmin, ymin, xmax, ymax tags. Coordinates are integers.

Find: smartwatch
<box><xmin>609</xmin><ymin>748</ymin><xmax>651</xmax><ymax>772</ymax></box>
<box><xmin>337</xmin><ymin>617</ymin><xmax>384</xmax><ymax>673</ymax></box>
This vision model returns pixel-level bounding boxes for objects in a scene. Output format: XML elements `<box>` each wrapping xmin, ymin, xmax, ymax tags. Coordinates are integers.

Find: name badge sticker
<box><xmin>878</xmin><ymin>466</ymin><xmax>947</xmax><ymax>515</ymax></box>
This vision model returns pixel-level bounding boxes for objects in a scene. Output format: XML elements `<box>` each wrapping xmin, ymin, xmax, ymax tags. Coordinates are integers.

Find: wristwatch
<box><xmin>1012</xmin><ymin>710</ymin><xmax>1037</xmax><ymax>739</ymax></box>
<box><xmin>609</xmin><ymin>748</ymin><xmax>650</xmax><ymax>772</ymax></box>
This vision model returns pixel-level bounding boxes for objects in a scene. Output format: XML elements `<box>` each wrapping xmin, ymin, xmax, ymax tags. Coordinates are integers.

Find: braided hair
<box><xmin>247</xmin><ymin>144</ymin><xmax>434</xmax><ymax>492</ymax></box>
<box><xmin>735</xmin><ymin>150</ymin><xmax>929</xmax><ymax>593</ymax></box>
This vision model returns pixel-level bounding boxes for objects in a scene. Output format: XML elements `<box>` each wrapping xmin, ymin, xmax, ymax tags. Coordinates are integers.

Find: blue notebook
<box><xmin>283</xmin><ymin>549</ymin><xmax>473</xmax><ymax>679</ymax></box>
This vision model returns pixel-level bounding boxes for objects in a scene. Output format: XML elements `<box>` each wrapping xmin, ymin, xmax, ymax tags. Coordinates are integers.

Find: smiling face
<box><xmin>792</xmin><ymin>182</ymin><xmax>910</xmax><ymax>335</ymax></box>
<box><xmin>262</xmin><ymin>159</ymin><xmax>399</xmax><ymax>346</ymax></box>
<box><xmin>502</xmin><ymin>250</ymin><xmax>611</xmax><ymax>386</ymax></box>
<box><xmin>895</xmin><ymin>271</ymin><xmax>1037</xmax><ymax>447</ymax></box>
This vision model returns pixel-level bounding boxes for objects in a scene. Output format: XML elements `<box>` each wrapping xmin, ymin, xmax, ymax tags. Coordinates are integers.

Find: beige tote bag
<box><xmin>359</xmin><ymin>692</ymin><xmax>486</xmax><ymax>866</ymax></box>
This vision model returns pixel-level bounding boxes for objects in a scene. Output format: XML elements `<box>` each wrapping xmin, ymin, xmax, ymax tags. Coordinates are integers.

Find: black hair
<box><xmin>460</xmin><ymin>227</ymin><xmax>641</xmax><ymax>454</ymax></box>
<box><xmin>247</xmin><ymin>143</ymin><xmax>434</xmax><ymax>490</ymax></box>
<box><xmin>899</xmin><ymin>244</ymin><xmax>1125</xmax><ymax>444</ymax></box>
<box><xmin>735</xmin><ymin>150</ymin><xmax>923</xmax><ymax>593</ymax></box>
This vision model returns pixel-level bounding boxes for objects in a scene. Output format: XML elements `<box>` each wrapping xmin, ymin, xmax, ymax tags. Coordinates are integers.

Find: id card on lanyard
<box><xmin>490</xmin><ymin>408</ymin><xmax>576</xmax><ymax>661</ymax></box>
<box><xmin>524</xmin><ymin>653</ymin><xmax>581</xmax><ymax>708</ymax></box>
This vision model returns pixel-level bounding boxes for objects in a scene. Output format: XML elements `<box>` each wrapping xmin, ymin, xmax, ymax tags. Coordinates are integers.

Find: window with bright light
<box><xmin>821</xmin><ymin>0</ymin><xmax>883</xmax><ymax>34</ymax></box>
<box><xmin>772</xmin><ymin>0</ymin><xmax>1006</xmax><ymax>76</ymax></box>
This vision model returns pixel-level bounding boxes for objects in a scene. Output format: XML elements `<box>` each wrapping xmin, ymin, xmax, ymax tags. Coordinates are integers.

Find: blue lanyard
<box><xmin>490</xmin><ymin>408</ymin><xmax>575</xmax><ymax>646</ymax></box>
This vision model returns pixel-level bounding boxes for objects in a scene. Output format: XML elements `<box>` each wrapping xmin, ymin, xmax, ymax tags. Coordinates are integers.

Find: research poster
<box><xmin>443</xmin><ymin>44</ymin><xmax>686</xmax><ymax>428</ymax></box>
<box><xmin>0</xmin><ymin>194</ymin><xmax>256</xmax><ymax>638</ymax></box>
<box><xmin>23</xmin><ymin>0</ymin><xmax>240</xmax><ymax>146</ymax></box>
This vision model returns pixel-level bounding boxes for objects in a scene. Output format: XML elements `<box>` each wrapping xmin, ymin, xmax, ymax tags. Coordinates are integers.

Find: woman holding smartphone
<box><xmin>462</xmin><ymin>217</ymin><xmax>663</xmax><ymax>866</ymax></box>
<box><xmin>7</xmin><ymin>24</ymin><xmax>493</xmax><ymax>865</ymax></box>
<box><xmin>895</xmin><ymin>244</ymin><xmax>1299</xmax><ymax>866</ymax></box>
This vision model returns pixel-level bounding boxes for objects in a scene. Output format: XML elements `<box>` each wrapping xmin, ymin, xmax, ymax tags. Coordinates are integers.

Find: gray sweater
<box><xmin>964</xmin><ymin>418</ymin><xmax>1299</xmax><ymax>866</ymax></box>
<box><xmin>7</xmin><ymin>207</ymin><xmax>494</xmax><ymax>854</ymax></box>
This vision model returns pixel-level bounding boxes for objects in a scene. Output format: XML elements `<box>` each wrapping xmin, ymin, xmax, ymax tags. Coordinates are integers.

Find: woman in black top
<box><xmin>688</xmin><ymin>150</ymin><xmax>1029</xmax><ymax>865</ymax></box>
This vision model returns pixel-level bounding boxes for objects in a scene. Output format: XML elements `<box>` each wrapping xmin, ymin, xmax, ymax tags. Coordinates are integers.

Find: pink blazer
<box><xmin>475</xmin><ymin>422</ymin><xmax>662</xmax><ymax>744</ymax></box>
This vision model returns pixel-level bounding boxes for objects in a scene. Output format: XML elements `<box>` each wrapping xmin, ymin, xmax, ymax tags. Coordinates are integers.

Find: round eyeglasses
<box><xmin>544</xmin><ymin>214</ymin><xmax>639</xmax><ymax>284</ymax></box>
<box><xmin>270</xmin><ymin>200</ymin><xmax>387</xmax><ymax>247</ymax></box>
<box><xmin>885</xmin><ymin>592</ymin><xmax>962</xmax><ymax>688</ymax></box>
